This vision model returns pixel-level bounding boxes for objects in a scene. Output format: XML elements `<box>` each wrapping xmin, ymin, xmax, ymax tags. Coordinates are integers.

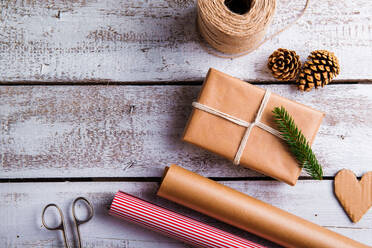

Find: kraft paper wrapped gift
<box><xmin>183</xmin><ymin>68</ymin><xmax>325</xmax><ymax>185</ymax></box>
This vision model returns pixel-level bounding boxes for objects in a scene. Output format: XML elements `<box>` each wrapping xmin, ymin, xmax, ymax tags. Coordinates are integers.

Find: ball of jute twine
<box><xmin>197</xmin><ymin>0</ymin><xmax>310</xmax><ymax>58</ymax></box>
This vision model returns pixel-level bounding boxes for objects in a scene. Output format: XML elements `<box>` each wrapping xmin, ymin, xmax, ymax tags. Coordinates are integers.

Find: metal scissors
<box><xmin>42</xmin><ymin>197</ymin><xmax>94</xmax><ymax>248</ymax></box>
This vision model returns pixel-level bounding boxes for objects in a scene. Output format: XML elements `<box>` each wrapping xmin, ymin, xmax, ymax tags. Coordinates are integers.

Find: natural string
<box><xmin>192</xmin><ymin>89</ymin><xmax>283</xmax><ymax>165</ymax></box>
<box><xmin>197</xmin><ymin>0</ymin><xmax>310</xmax><ymax>58</ymax></box>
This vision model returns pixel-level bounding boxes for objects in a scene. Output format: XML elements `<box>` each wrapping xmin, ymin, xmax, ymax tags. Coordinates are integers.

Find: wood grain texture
<box><xmin>0</xmin><ymin>0</ymin><xmax>371</xmax><ymax>83</ymax></box>
<box><xmin>0</xmin><ymin>181</ymin><xmax>371</xmax><ymax>248</ymax></box>
<box><xmin>1</xmin><ymin>84</ymin><xmax>372</xmax><ymax>179</ymax></box>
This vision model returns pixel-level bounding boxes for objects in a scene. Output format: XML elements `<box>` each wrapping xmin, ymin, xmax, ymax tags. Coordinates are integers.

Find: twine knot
<box><xmin>192</xmin><ymin>89</ymin><xmax>283</xmax><ymax>165</ymax></box>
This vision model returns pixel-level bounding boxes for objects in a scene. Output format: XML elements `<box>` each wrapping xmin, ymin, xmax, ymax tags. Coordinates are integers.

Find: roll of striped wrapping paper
<box><xmin>109</xmin><ymin>191</ymin><xmax>265</xmax><ymax>248</ymax></box>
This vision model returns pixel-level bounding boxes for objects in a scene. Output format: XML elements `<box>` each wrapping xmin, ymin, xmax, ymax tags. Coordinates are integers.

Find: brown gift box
<box><xmin>183</xmin><ymin>68</ymin><xmax>325</xmax><ymax>185</ymax></box>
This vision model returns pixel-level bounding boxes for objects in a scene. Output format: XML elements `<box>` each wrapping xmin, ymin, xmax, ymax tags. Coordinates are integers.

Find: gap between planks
<box><xmin>0</xmin><ymin>176</ymin><xmax>338</xmax><ymax>183</ymax></box>
<box><xmin>0</xmin><ymin>80</ymin><xmax>366</xmax><ymax>86</ymax></box>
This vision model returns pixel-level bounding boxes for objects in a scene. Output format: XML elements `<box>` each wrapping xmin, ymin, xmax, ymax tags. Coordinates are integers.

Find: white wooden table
<box><xmin>1</xmin><ymin>0</ymin><xmax>371</xmax><ymax>247</ymax></box>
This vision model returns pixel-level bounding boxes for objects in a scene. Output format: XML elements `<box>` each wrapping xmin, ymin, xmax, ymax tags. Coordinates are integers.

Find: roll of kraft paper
<box><xmin>157</xmin><ymin>165</ymin><xmax>370</xmax><ymax>248</ymax></box>
<box><xmin>109</xmin><ymin>191</ymin><xmax>265</xmax><ymax>248</ymax></box>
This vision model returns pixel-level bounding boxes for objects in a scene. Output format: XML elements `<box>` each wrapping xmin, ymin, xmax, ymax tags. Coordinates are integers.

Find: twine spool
<box><xmin>197</xmin><ymin>0</ymin><xmax>310</xmax><ymax>58</ymax></box>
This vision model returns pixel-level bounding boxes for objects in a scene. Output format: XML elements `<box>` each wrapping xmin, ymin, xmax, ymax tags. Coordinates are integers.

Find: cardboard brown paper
<box><xmin>183</xmin><ymin>68</ymin><xmax>325</xmax><ymax>185</ymax></box>
<box><xmin>157</xmin><ymin>165</ymin><xmax>370</xmax><ymax>248</ymax></box>
<box><xmin>335</xmin><ymin>169</ymin><xmax>372</xmax><ymax>223</ymax></box>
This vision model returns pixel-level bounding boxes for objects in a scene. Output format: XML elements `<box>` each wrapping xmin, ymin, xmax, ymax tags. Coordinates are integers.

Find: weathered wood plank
<box><xmin>0</xmin><ymin>181</ymin><xmax>371</xmax><ymax>247</ymax></box>
<box><xmin>0</xmin><ymin>0</ymin><xmax>371</xmax><ymax>82</ymax></box>
<box><xmin>1</xmin><ymin>84</ymin><xmax>372</xmax><ymax>178</ymax></box>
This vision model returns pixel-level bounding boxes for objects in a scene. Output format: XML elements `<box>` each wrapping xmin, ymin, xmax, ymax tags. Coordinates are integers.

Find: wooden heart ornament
<box><xmin>334</xmin><ymin>169</ymin><xmax>372</xmax><ymax>223</ymax></box>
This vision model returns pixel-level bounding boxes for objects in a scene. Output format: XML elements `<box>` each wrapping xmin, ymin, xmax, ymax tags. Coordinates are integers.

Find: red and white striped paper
<box><xmin>109</xmin><ymin>191</ymin><xmax>265</xmax><ymax>248</ymax></box>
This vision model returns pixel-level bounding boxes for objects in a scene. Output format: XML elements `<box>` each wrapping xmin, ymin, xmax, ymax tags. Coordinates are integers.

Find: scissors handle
<box><xmin>41</xmin><ymin>203</ymin><xmax>69</xmax><ymax>248</ymax></box>
<box><xmin>72</xmin><ymin>197</ymin><xmax>94</xmax><ymax>248</ymax></box>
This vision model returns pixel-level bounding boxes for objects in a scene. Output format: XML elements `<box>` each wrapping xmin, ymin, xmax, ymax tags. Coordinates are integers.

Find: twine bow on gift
<box><xmin>192</xmin><ymin>90</ymin><xmax>283</xmax><ymax>165</ymax></box>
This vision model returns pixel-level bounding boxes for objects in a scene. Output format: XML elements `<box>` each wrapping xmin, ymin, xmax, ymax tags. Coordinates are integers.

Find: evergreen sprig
<box><xmin>273</xmin><ymin>106</ymin><xmax>323</xmax><ymax>180</ymax></box>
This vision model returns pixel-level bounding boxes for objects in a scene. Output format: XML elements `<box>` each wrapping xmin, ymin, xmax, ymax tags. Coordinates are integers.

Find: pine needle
<box><xmin>273</xmin><ymin>106</ymin><xmax>323</xmax><ymax>180</ymax></box>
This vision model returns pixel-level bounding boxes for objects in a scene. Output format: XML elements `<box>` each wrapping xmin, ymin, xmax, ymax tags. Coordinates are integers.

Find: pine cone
<box><xmin>268</xmin><ymin>48</ymin><xmax>301</xmax><ymax>81</ymax></box>
<box><xmin>297</xmin><ymin>50</ymin><xmax>340</xmax><ymax>92</ymax></box>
